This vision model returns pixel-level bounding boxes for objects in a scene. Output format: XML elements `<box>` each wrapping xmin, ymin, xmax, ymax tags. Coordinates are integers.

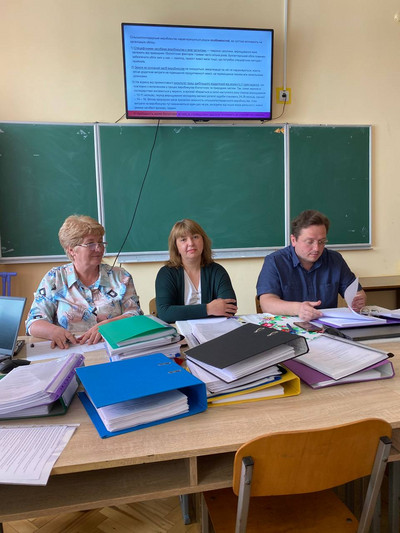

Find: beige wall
<box><xmin>2</xmin><ymin>0</ymin><xmax>400</xmax><ymax>324</ymax></box>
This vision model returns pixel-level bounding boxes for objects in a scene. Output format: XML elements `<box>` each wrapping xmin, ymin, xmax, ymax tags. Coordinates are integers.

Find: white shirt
<box><xmin>184</xmin><ymin>270</ymin><xmax>201</xmax><ymax>305</ymax></box>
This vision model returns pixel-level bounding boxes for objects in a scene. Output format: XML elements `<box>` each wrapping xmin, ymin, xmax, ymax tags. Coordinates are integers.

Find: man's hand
<box><xmin>351</xmin><ymin>290</ymin><xmax>367</xmax><ymax>313</ymax></box>
<box><xmin>298</xmin><ymin>300</ymin><xmax>323</xmax><ymax>321</ymax></box>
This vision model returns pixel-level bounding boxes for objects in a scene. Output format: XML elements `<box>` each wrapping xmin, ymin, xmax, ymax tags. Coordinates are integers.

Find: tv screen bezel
<box><xmin>121</xmin><ymin>22</ymin><xmax>274</xmax><ymax>121</ymax></box>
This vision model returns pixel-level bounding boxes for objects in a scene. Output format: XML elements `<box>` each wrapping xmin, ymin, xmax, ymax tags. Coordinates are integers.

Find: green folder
<box><xmin>99</xmin><ymin>315</ymin><xmax>176</xmax><ymax>348</ymax></box>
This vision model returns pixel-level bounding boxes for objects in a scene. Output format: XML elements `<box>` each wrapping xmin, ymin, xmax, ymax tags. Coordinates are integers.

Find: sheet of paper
<box><xmin>0</xmin><ymin>424</ymin><xmax>78</xmax><ymax>485</ymax></box>
<box><xmin>26</xmin><ymin>340</ymin><xmax>105</xmax><ymax>361</ymax></box>
<box><xmin>190</xmin><ymin>318</ymin><xmax>241</xmax><ymax>344</ymax></box>
<box><xmin>344</xmin><ymin>277</ymin><xmax>359</xmax><ymax>309</ymax></box>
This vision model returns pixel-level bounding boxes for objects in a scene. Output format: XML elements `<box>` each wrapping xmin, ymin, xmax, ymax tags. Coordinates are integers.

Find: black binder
<box><xmin>185</xmin><ymin>324</ymin><xmax>309</xmax><ymax>382</ymax></box>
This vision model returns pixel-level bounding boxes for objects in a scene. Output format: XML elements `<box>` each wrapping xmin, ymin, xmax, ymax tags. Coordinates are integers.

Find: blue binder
<box><xmin>76</xmin><ymin>353</ymin><xmax>207</xmax><ymax>438</ymax></box>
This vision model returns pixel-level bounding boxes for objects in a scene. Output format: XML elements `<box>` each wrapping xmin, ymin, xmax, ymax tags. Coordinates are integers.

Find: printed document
<box><xmin>0</xmin><ymin>424</ymin><xmax>78</xmax><ymax>485</ymax></box>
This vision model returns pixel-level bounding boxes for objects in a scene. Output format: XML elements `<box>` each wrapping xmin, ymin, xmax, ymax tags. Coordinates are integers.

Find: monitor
<box><xmin>0</xmin><ymin>296</ymin><xmax>26</xmax><ymax>358</ymax></box>
<box><xmin>122</xmin><ymin>23</ymin><xmax>274</xmax><ymax>121</ymax></box>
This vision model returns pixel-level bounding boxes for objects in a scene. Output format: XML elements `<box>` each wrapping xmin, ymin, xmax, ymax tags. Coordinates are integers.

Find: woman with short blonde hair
<box><xmin>26</xmin><ymin>214</ymin><xmax>142</xmax><ymax>348</ymax></box>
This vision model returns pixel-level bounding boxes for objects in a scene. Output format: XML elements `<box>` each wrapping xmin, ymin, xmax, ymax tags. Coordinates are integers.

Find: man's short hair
<box><xmin>291</xmin><ymin>210</ymin><xmax>330</xmax><ymax>239</ymax></box>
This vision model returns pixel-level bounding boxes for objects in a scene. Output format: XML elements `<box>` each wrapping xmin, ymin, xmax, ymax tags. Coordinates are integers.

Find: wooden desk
<box><xmin>359</xmin><ymin>275</ymin><xmax>400</xmax><ymax>307</ymax></box>
<box><xmin>1</xmin><ymin>340</ymin><xmax>400</xmax><ymax>526</ymax></box>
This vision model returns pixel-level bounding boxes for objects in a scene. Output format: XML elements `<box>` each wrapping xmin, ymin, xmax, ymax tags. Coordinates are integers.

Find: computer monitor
<box><xmin>0</xmin><ymin>296</ymin><xmax>26</xmax><ymax>358</ymax></box>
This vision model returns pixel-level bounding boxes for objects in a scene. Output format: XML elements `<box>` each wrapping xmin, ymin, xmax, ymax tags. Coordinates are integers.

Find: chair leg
<box><xmin>358</xmin><ymin>436</ymin><xmax>391</xmax><ymax>533</ymax></box>
<box><xmin>388</xmin><ymin>461</ymin><xmax>400</xmax><ymax>533</ymax></box>
<box><xmin>179</xmin><ymin>494</ymin><xmax>191</xmax><ymax>524</ymax></box>
<box><xmin>235</xmin><ymin>456</ymin><xmax>254</xmax><ymax>533</ymax></box>
<box><xmin>371</xmin><ymin>490</ymin><xmax>381</xmax><ymax>533</ymax></box>
<box><xmin>201</xmin><ymin>493</ymin><xmax>210</xmax><ymax>533</ymax></box>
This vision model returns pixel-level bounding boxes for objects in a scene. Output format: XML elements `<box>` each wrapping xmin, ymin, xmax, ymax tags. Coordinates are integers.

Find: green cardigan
<box><xmin>155</xmin><ymin>262</ymin><xmax>237</xmax><ymax>323</ymax></box>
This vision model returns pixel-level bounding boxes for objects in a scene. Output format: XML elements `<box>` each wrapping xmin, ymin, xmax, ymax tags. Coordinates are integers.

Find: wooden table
<box><xmin>1</xmin><ymin>340</ymin><xmax>400</xmax><ymax>528</ymax></box>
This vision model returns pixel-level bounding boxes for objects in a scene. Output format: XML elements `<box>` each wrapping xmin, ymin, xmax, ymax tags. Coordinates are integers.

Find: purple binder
<box><xmin>284</xmin><ymin>358</ymin><xmax>394</xmax><ymax>389</ymax></box>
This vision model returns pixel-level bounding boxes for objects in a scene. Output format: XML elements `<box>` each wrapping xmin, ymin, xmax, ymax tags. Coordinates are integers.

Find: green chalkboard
<box><xmin>0</xmin><ymin>123</ymin><xmax>98</xmax><ymax>257</ymax></box>
<box><xmin>289</xmin><ymin>126</ymin><xmax>370</xmax><ymax>245</ymax></box>
<box><xmin>99</xmin><ymin>125</ymin><xmax>286</xmax><ymax>254</ymax></box>
<box><xmin>0</xmin><ymin>122</ymin><xmax>371</xmax><ymax>260</ymax></box>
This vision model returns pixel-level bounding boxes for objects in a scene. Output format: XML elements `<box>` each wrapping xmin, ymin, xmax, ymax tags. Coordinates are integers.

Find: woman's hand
<box><xmin>29</xmin><ymin>320</ymin><xmax>78</xmax><ymax>349</ymax></box>
<box><xmin>49</xmin><ymin>326</ymin><xmax>78</xmax><ymax>349</ymax></box>
<box><xmin>78</xmin><ymin>324</ymin><xmax>103</xmax><ymax>345</ymax></box>
<box><xmin>206</xmin><ymin>298</ymin><xmax>238</xmax><ymax>317</ymax></box>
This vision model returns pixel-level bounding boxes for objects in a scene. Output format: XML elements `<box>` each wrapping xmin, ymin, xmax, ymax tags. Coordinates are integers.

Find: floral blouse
<box><xmin>26</xmin><ymin>263</ymin><xmax>142</xmax><ymax>334</ymax></box>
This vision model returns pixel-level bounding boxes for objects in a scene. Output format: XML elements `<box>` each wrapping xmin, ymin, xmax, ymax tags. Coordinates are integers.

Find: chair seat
<box><xmin>204</xmin><ymin>488</ymin><xmax>358</xmax><ymax>533</ymax></box>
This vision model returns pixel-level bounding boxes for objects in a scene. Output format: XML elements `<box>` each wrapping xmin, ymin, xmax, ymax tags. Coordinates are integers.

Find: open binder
<box><xmin>0</xmin><ymin>353</ymin><xmax>84</xmax><ymax>420</ymax></box>
<box><xmin>284</xmin><ymin>358</ymin><xmax>394</xmax><ymax>389</ymax></box>
<box><xmin>76</xmin><ymin>353</ymin><xmax>207</xmax><ymax>438</ymax></box>
<box><xmin>207</xmin><ymin>366</ymin><xmax>300</xmax><ymax>406</ymax></box>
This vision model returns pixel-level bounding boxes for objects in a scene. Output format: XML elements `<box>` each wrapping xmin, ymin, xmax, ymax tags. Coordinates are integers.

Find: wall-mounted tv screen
<box><xmin>122</xmin><ymin>23</ymin><xmax>274</xmax><ymax>121</ymax></box>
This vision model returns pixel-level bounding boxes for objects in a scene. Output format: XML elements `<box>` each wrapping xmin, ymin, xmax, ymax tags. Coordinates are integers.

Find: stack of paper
<box><xmin>97</xmin><ymin>390</ymin><xmax>188</xmax><ymax>432</ymax></box>
<box><xmin>176</xmin><ymin>317</ymin><xmax>242</xmax><ymax>349</ymax></box>
<box><xmin>315</xmin><ymin>307</ymin><xmax>387</xmax><ymax>328</ymax></box>
<box><xmin>76</xmin><ymin>353</ymin><xmax>207</xmax><ymax>438</ymax></box>
<box><xmin>0</xmin><ymin>353</ymin><xmax>84</xmax><ymax>419</ymax></box>
<box><xmin>99</xmin><ymin>315</ymin><xmax>182</xmax><ymax>361</ymax></box>
<box><xmin>184</xmin><ymin>322</ymin><xmax>306</xmax><ymax>405</ymax></box>
<box><xmin>315</xmin><ymin>277</ymin><xmax>387</xmax><ymax>328</ymax></box>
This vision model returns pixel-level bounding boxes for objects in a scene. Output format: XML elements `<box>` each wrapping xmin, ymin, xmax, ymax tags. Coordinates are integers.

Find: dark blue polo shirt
<box><xmin>256</xmin><ymin>246</ymin><xmax>357</xmax><ymax>309</ymax></box>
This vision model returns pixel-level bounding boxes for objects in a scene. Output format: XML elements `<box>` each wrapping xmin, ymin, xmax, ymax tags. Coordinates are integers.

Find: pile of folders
<box><xmin>184</xmin><ymin>323</ymin><xmax>308</xmax><ymax>406</ymax></box>
<box><xmin>98</xmin><ymin>315</ymin><xmax>182</xmax><ymax>361</ymax></box>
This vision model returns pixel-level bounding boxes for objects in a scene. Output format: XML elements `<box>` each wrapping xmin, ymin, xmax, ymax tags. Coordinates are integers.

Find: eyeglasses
<box><xmin>301</xmin><ymin>238</ymin><xmax>328</xmax><ymax>247</ymax></box>
<box><xmin>76</xmin><ymin>242</ymin><xmax>107</xmax><ymax>250</ymax></box>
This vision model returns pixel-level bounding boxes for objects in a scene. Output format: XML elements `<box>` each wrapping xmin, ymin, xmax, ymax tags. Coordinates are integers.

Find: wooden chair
<box><xmin>201</xmin><ymin>418</ymin><xmax>392</xmax><ymax>533</ymax></box>
<box><xmin>254</xmin><ymin>295</ymin><xmax>261</xmax><ymax>314</ymax></box>
<box><xmin>0</xmin><ymin>272</ymin><xmax>17</xmax><ymax>296</ymax></box>
<box><xmin>149</xmin><ymin>298</ymin><xmax>157</xmax><ymax>316</ymax></box>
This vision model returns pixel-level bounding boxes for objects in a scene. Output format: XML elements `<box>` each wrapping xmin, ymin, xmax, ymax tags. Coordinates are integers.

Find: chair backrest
<box><xmin>233</xmin><ymin>418</ymin><xmax>392</xmax><ymax>497</ymax></box>
<box><xmin>149</xmin><ymin>298</ymin><xmax>157</xmax><ymax>316</ymax></box>
<box><xmin>255</xmin><ymin>295</ymin><xmax>261</xmax><ymax>313</ymax></box>
<box><xmin>0</xmin><ymin>272</ymin><xmax>17</xmax><ymax>296</ymax></box>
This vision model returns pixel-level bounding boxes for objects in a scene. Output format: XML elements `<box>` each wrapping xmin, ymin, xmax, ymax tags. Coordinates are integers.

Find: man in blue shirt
<box><xmin>256</xmin><ymin>210</ymin><xmax>366</xmax><ymax>321</ymax></box>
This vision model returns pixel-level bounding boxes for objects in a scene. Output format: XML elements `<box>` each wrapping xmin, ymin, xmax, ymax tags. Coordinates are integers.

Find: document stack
<box><xmin>98</xmin><ymin>315</ymin><xmax>182</xmax><ymax>361</ymax></box>
<box><xmin>0</xmin><ymin>353</ymin><xmax>84</xmax><ymax>419</ymax></box>
<box><xmin>184</xmin><ymin>322</ymin><xmax>307</xmax><ymax>406</ymax></box>
<box><xmin>76</xmin><ymin>353</ymin><xmax>207</xmax><ymax>438</ymax></box>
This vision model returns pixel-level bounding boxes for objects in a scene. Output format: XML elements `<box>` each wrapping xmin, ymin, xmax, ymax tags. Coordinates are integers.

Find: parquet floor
<box><xmin>3</xmin><ymin>497</ymin><xmax>201</xmax><ymax>533</ymax></box>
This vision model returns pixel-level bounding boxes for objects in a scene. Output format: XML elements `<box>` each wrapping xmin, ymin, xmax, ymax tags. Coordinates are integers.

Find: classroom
<box><xmin>1</xmin><ymin>2</ymin><xmax>400</xmax><ymax>531</ymax></box>
<box><xmin>1</xmin><ymin>0</ymin><xmax>400</xmax><ymax>320</ymax></box>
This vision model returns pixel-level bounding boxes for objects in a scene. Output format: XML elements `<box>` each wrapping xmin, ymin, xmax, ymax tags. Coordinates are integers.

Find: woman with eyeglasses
<box><xmin>26</xmin><ymin>215</ymin><xmax>142</xmax><ymax>348</ymax></box>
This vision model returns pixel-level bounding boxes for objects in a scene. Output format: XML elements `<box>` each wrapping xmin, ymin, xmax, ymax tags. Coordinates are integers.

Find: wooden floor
<box><xmin>3</xmin><ymin>497</ymin><xmax>201</xmax><ymax>533</ymax></box>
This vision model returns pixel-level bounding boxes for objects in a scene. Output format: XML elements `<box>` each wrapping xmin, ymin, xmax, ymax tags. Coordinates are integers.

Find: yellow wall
<box><xmin>2</xmin><ymin>0</ymin><xmax>400</xmax><ymax>323</ymax></box>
